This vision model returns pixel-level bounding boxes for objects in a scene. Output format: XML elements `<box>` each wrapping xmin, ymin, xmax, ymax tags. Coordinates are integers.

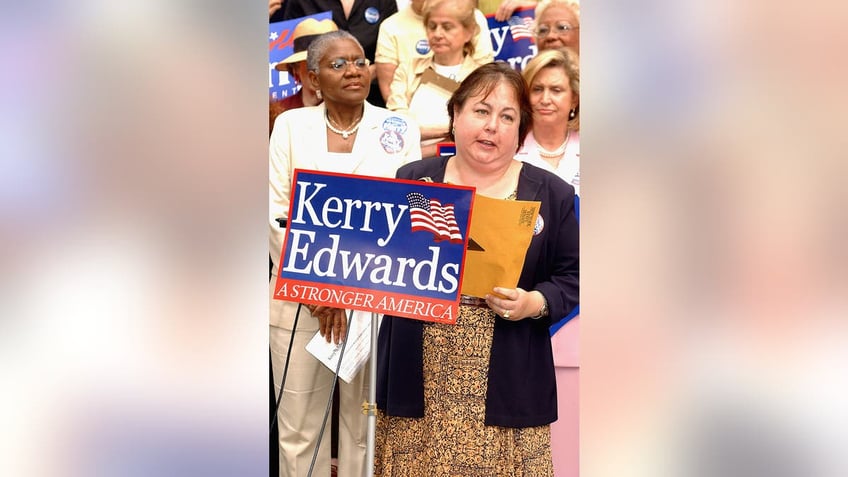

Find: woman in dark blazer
<box><xmin>375</xmin><ymin>62</ymin><xmax>579</xmax><ymax>476</ymax></box>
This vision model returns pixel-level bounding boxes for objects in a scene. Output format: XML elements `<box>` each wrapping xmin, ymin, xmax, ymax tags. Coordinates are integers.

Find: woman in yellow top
<box><xmin>386</xmin><ymin>0</ymin><xmax>490</xmax><ymax>158</ymax></box>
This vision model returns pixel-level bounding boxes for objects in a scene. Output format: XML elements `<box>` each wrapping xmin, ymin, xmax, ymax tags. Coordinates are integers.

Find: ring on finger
<box><xmin>503</xmin><ymin>309</ymin><xmax>511</xmax><ymax>319</ymax></box>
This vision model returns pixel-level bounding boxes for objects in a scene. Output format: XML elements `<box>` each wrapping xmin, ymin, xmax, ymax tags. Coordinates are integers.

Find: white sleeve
<box><xmin>269</xmin><ymin>112</ymin><xmax>293</xmax><ymax>272</ymax></box>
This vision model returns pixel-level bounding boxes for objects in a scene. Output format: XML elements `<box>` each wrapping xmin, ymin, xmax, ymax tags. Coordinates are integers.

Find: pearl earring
<box><xmin>568</xmin><ymin>108</ymin><xmax>576</xmax><ymax>120</ymax></box>
<box><xmin>316</xmin><ymin>90</ymin><xmax>322</xmax><ymax>100</ymax></box>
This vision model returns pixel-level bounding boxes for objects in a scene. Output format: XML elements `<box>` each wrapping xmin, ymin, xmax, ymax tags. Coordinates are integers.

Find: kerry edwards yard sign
<box><xmin>273</xmin><ymin>170</ymin><xmax>475</xmax><ymax>324</ymax></box>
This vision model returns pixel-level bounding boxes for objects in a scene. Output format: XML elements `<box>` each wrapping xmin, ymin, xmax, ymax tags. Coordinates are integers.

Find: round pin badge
<box><xmin>382</xmin><ymin>116</ymin><xmax>408</xmax><ymax>134</ymax></box>
<box><xmin>533</xmin><ymin>214</ymin><xmax>545</xmax><ymax>236</ymax></box>
<box><xmin>364</xmin><ymin>7</ymin><xmax>380</xmax><ymax>24</ymax></box>
<box><xmin>380</xmin><ymin>130</ymin><xmax>404</xmax><ymax>154</ymax></box>
<box><xmin>415</xmin><ymin>39</ymin><xmax>430</xmax><ymax>55</ymax></box>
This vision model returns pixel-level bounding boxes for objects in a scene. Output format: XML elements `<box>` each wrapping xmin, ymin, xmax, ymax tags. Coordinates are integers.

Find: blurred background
<box><xmin>1</xmin><ymin>0</ymin><xmax>846</xmax><ymax>476</ymax></box>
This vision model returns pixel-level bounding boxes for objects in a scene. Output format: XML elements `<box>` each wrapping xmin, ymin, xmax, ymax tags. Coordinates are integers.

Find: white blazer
<box><xmin>269</xmin><ymin>102</ymin><xmax>422</xmax><ymax>328</ymax></box>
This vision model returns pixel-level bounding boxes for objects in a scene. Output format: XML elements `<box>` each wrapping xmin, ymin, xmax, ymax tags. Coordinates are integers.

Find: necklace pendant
<box><xmin>342</xmin><ymin>132</ymin><xmax>349</xmax><ymax>139</ymax></box>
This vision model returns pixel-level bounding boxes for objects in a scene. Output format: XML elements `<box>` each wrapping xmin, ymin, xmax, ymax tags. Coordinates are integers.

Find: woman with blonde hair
<box><xmin>386</xmin><ymin>0</ymin><xmax>490</xmax><ymax>158</ymax></box>
<box><xmin>517</xmin><ymin>47</ymin><xmax>580</xmax><ymax>190</ymax></box>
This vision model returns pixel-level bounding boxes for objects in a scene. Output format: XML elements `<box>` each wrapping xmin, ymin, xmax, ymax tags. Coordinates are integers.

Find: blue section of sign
<box><xmin>279</xmin><ymin>171</ymin><xmax>475</xmax><ymax>302</ymax></box>
<box><xmin>487</xmin><ymin>8</ymin><xmax>538</xmax><ymax>72</ymax></box>
<box><xmin>550</xmin><ymin>305</ymin><xmax>579</xmax><ymax>335</ymax></box>
<box><xmin>269</xmin><ymin>12</ymin><xmax>333</xmax><ymax>100</ymax></box>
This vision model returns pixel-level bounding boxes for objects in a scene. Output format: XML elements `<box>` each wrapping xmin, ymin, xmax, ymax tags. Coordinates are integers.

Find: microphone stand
<box><xmin>363</xmin><ymin>311</ymin><xmax>379</xmax><ymax>476</ymax></box>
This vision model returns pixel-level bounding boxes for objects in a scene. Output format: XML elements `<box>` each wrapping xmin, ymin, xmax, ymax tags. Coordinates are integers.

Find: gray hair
<box><xmin>306</xmin><ymin>30</ymin><xmax>363</xmax><ymax>72</ymax></box>
<box><xmin>534</xmin><ymin>0</ymin><xmax>580</xmax><ymax>23</ymax></box>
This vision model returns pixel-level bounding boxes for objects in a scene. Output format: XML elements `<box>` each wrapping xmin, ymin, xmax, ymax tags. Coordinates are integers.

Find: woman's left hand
<box><xmin>309</xmin><ymin>304</ymin><xmax>348</xmax><ymax>344</ymax></box>
<box><xmin>486</xmin><ymin>287</ymin><xmax>544</xmax><ymax>321</ymax></box>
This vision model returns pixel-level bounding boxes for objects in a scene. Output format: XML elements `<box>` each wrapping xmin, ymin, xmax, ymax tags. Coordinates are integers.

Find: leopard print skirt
<box><xmin>374</xmin><ymin>305</ymin><xmax>553</xmax><ymax>476</ymax></box>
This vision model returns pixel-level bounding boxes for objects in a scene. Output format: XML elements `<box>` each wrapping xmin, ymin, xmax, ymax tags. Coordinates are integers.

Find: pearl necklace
<box><xmin>324</xmin><ymin>108</ymin><xmax>363</xmax><ymax>140</ymax></box>
<box><xmin>537</xmin><ymin>130</ymin><xmax>571</xmax><ymax>158</ymax></box>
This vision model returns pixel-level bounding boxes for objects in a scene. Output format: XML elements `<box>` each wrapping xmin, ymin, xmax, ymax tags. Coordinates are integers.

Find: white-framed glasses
<box><xmin>535</xmin><ymin>22</ymin><xmax>579</xmax><ymax>38</ymax></box>
<box><xmin>328</xmin><ymin>57</ymin><xmax>371</xmax><ymax>71</ymax></box>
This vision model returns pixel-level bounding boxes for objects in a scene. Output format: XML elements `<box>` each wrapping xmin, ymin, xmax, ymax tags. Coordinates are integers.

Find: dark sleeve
<box><xmin>395</xmin><ymin>161</ymin><xmax>423</xmax><ymax>180</ymax></box>
<box><xmin>514</xmin><ymin>166</ymin><xmax>579</xmax><ymax>325</ymax></box>
<box><xmin>535</xmin><ymin>183</ymin><xmax>579</xmax><ymax>326</ymax></box>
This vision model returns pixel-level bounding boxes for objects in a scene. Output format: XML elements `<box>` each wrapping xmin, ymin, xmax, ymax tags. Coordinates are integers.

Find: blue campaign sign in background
<box><xmin>488</xmin><ymin>7</ymin><xmax>538</xmax><ymax>72</ymax></box>
<box><xmin>269</xmin><ymin>12</ymin><xmax>333</xmax><ymax>100</ymax></box>
<box><xmin>274</xmin><ymin>170</ymin><xmax>475</xmax><ymax>323</ymax></box>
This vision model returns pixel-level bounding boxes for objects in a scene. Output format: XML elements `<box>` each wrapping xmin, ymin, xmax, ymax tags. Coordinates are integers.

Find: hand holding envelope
<box><xmin>460</xmin><ymin>194</ymin><xmax>541</xmax><ymax>298</ymax></box>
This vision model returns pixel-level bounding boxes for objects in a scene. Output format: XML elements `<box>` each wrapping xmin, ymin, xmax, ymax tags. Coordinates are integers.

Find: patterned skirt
<box><xmin>374</xmin><ymin>305</ymin><xmax>553</xmax><ymax>476</ymax></box>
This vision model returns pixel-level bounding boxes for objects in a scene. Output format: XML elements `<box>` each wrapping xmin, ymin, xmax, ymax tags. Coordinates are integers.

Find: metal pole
<box><xmin>363</xmin><ymin>311</ymin><xmax>379</xmax><ymax>476</ymax></box>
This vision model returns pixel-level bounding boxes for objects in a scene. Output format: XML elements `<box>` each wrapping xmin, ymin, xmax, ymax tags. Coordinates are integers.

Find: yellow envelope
<box><xmin>459</xmin><ymin>194</ymin><xmax>540</xmax><ymax>298</ymax></box>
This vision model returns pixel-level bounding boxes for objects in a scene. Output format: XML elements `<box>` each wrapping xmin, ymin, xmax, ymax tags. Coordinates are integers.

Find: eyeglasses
<box><xmin>535</xmin><ymin>22</ymin><xmax>579</xmax><ymax>38</ymax></box>
<box><xmin>328</xmin><ymin>57</ymin><xmax>371</xmax><ymax>71</ymax></box>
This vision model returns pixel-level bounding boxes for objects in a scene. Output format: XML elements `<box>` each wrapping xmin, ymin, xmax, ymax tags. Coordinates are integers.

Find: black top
<box><xmin>279</xmin><ymin>0</ymin><xmax>398</xmax><ymax>62</ymax></box>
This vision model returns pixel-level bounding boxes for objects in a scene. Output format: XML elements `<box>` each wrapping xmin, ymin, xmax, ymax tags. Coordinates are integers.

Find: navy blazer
<box><xmin>376</xmin><ymin>157</ymin><xmax>579</xmax><ymax>428</ymax></box>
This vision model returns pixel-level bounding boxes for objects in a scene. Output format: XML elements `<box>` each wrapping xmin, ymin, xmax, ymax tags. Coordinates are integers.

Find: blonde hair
<box><xmin>522</xmin><ymin>47</ymin><xmax>580</xmax><ymax>130</ymax></box>
<box><xmin>422</xmin><ymin>0</ymin><xmax>480</xmax><ymax>58</ymax></box>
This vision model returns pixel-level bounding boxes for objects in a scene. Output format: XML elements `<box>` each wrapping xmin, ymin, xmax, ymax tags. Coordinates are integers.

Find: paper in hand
<box><xmin>305</xmin><ymin>310</ymin><xmax>381</xmax><ymax>383</ymax></box>
<box><xmin>460</xmin><ymin>194</ymin><xmax>540</xmax><ymax>298</ymax></box>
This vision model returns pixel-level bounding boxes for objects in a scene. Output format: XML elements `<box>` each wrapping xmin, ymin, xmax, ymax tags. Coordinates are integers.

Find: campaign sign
<box><xmin>274</xmin><ymin>170</ymin><xmax>476</xmax><ymax>324</ymax></box>
<box><xmin>269</xmin><ymin>12</ymin><xmax>333</xmax><ymax>100</ymax></box>
<box><xmin>488</xmin><ymin>7</ymin><xmax>538</xmax><ymax>72</ymax></box>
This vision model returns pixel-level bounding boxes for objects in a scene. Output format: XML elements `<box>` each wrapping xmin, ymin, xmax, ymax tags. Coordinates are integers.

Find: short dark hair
<box><xmin>446</xmin><ymin>62</ymin><xmax>533</xmax><ymax>151</ymax></box>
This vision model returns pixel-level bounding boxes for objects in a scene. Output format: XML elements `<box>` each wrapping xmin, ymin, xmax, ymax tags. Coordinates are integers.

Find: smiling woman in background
<box><xmin>269</xmin><ymin>30</ymin><xmax>421</xmax><ymax>477</ymax></box>
<box><xmin>375</xmin><ymin>62</ymin><xmax>579</xmax><ymax>476</ymax></box>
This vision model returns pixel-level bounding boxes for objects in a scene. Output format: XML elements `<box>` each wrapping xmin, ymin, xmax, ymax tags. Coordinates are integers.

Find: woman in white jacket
<box><xmin>269</xmin><ymin>30</ymin><xmax>421</xmax><ymax>477</ymax></box>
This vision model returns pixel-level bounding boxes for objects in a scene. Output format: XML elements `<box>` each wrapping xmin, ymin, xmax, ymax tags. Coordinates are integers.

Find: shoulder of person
<box><xmin>410</xmin><ymin>56</ymin><xmax>434</xmax><ymax>75</ymax></box>
<box><xmin>396</xmin><ymin>156</ymin><xmax>448</xmax><ymax>180</ymax></box>
<box><xmin>278</xmin><ymin>104</ymin><xmax>320</xmax><ymax>123</ymax></box>
<box><xmin>521</xmin><ymin>161</ymin><xmax>575</xmax><ymax>194</ymax></box>
<box><xmin>463</xmin><ymin>54</ymin><xmax>489</xmax><ymax>71</ymax></box>
<box><xmin>378</xmin><ymin>10</ymin><xmax>403</xmax><ymax>29</ymax></box>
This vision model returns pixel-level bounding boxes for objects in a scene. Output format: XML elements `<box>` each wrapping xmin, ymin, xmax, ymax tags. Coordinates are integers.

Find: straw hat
<box><xmin>274</xmin><ymin>18</ymin><xmax>338</xmax><ymax>71</ymax></box>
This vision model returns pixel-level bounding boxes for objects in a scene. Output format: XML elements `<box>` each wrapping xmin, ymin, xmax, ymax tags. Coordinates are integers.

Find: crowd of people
<box><xmin>269</xmin><ymin>1</ymin><xmax>581</xmax><ymax>476</ymax></box>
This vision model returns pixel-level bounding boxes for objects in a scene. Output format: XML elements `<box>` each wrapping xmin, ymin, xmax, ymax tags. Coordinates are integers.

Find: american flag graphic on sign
<box><xmin>406</xmin><ymin>192</ymin><xmax>463</xmax><ymax>243</ymax></box>
<box><xmin>508</xmin><ymin>16</ymin><xmax>534</xmax><ymax>41</ymax></box>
